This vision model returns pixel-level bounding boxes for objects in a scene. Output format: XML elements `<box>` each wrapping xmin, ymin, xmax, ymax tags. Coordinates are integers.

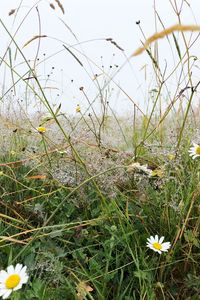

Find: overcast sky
<box><xmin>1</xmin><ymin>0</ymin><xmax>200</xmax><ymax>115</ymax></box>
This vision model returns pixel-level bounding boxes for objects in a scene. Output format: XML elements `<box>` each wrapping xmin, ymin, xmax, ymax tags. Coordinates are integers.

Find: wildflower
<box><xmin>76</xmin><ymin>281</ymin><xmax>93</xmax><ymax>300</ymax></box>
<box><xmin>167</xmin><ymin>153</ymin><xmax>175</xmax><ymax>161</ymax></box>
<box><xmin>146</xmin><ymin>235</ymin><xmax>171</xmax><ymax>254</ymax></box>
<box><xmin>149</xmin><ymin>168</ymin><xmax>165</xmax><ymax>178</ymax></box>
<box><xmin>36</xmin><ymin>126</ymin><xmax>46</xmax><ymax>134</ymax></box>
<box><xmin>76</xmin><ymin>104</ymin><xmax>81</xmax><ymax>113</ymax></box>
<box><xmin>0</xmin><ymin>264</ymin><xmax>28</xmax><ymax>299</ymax></box>
<box><xmin>127</xmin><ymin>162</ymin><xmax>151</xmax><ymax>175</ymax></box>
<box><xmin>55</xmin><ymin>149</ymin><xmax>67</xmax><ymax>154</ymax></box>
<box><xmin>188</xmin><ymin>142</ymin><xmax>200</xmax><ymax>159</ymax></box>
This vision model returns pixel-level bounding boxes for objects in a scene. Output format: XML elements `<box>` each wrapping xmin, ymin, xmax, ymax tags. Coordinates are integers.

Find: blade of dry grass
<box><xmin>132</xmin><ymin>24</ymin><xmax>200</xmax><ymax>56</ymax></box>
<box><xmin>22</xmin><ymin>35</ymin><xmax>47</xmax><ymax>48</ymax></box>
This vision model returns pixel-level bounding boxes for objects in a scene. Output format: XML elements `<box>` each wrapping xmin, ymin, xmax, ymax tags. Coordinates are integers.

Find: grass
<box><xmin>0</xmin><ymin>0</ymin><xmax>200</xmax><ymax>299</ymax></box>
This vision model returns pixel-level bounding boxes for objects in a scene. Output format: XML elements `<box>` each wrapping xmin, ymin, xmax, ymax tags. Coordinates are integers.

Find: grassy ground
<box><xmin>0</xmin><ymin>116</ymin><xmax>199</xmax><ymax>300</ymax></box>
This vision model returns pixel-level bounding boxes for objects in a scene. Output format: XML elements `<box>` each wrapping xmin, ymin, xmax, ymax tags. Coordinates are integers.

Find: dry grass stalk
<box><xmin>22</xmin><ymin>35</ymin><xmax>47</xmax><ymax>48</ymax></box>
<box><xmin>132</xmin><ymin>24</ymin><xmax>200</xmax><ymax>56</ymax></box>
<box><xmin>54</xmin><ymin>0</ymin><xmax>65</xmax><ymax>14</ymax></box>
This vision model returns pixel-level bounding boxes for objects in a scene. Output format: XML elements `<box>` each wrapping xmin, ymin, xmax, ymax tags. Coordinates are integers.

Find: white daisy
<box><xmin>0</xmin><ymin>264</ymin><xmax>28</xmax><ymax>299</ymax></box>
<box><xmin>146</xmin><ymin>235</ymin><xmax>171</xmax><ymax>254</ymax></box>
<box><xmin>188</xmin><ymin>142</ymin><xmax>200</xmax><ymax>159</ymax></box>
<box><xmin>127</xmin><ymin>162</ymin><xmax>152</xmax><ymax>175</ymax></box>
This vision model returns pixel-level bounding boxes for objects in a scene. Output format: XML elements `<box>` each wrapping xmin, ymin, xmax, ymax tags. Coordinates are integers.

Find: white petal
<box><xmin>155</xmin><ymin>235</ymin><xmax>159</xmax><ymax>242</ymax></box>
<box><xmin>2</xmin><ymin>289</ymin><xmax>12</xmax><ymax>299</ymax></box>
<box><xmin>13</xmin><ymin>283</ymin><xmax>22</xmax><ymax>291</ymax></box>
<box><xmin>147</xmin><ymin>238</ymin><xmax>152</xmax><ymax>243</ymax></box>
<box><xmin>6</xmin><ymin>265</ymin><xmax>15</xmax><ymax>275</ymax></box>
<box><xmin>15</xmin><ymin>264</ymin><xmax>23</xmax><ymax>274</ymax></box>
<box><xmin>148</xmin><ymin>236</ymin><xmax>155</xmax><ymax>243</ymax></box>
<box><xmin>19</xmin><ymin>265</ymin><xmax>27</xmax><ymax>276</ymax></box>
<box><xmin>162</xmin><ymin>242</ymin><xmax>171</xmax><ymax>249</ymax></box>
<box><xmin>0</xmin><ymin>271</ymin><xmax>8</xmax><ymax>283</ymax></box>
<box><xmin>20</xmin><ymin>276</ymin><xmax>28</xmax><ymax>284</ymax></box>
<box><xmin>159</xmin><ymin>236</ymin><xmax>165</xmax><ymax>244</ymax></box>
<box><xmin>148</xmin><ymin>245</ymin><xmax>156</xmax><ymax>251</ymax></box>
<box><xmin>0</xmin><ymin>289</ymin><xmax>8</xmax><ymax>297</ymax></box>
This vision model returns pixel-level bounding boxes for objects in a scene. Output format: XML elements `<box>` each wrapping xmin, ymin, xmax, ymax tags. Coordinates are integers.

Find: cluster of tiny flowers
<box><xmin>0</xmin><ymin>264</ymin><xmax>28</xmax><ymax>299</ymax></box>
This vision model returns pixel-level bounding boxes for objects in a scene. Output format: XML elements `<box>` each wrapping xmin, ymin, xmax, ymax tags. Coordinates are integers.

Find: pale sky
<box><xmin>1</xmin><ymin>0</ymin><xmax>200</xmax><ymax>116</ymax></box>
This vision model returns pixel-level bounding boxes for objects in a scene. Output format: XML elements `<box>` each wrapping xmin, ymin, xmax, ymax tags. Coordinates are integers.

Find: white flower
<box><xmin>0</xmin><ymin>264</ymin><xmax>28</xmax><ymax>299</ymax></box>
<box><xmin>188</xmin><ymin>142</ymin><xmax>200</xmax><ymax>159</ymax></box>
<box><xmin>146</xmin><ymin>235</ymin><xmax>171</xmax><ymax>254</ymax></box>
<box><xmin>127</xmin><ymin>162</ymin><xmax>152</xmax><ymax>175</ymax></box>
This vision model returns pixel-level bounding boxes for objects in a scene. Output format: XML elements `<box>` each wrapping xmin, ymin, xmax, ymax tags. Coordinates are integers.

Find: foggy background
<box><xmin>0</xmin><ymin>0</ymin><xmax>200</xmax><ymax>116</ymax></box>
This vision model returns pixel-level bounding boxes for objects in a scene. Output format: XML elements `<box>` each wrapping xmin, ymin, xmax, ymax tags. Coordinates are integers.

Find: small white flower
<box><xmin>127</xmin><ymin>162</ymin><xmax>152</xmax><ymax>175</ymax></box>
<box><xmin>0</xmin><ymin>264</ymin><xmax>28</xmax><ymax>299</ymax></box>
<box><xmin>188</xmin><ymin>142</ymin><xmax>200</xmax><ymax>159</ymax></box>
<box><xmin>146</xmin><ymin>235</ymin><xmax>171</xmax><ymax>254</ymax></box>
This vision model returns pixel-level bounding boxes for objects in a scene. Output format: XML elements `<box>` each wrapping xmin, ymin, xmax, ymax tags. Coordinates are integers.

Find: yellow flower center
<box><xmin>153</xmin><ymin>242</ymin><xmax>162</xmax><ymax>250</ymax></box>
<box><xmin>5</xmin><ymin>274</ymin><xmax>20</xmax><ymax>289</ymax></box>
<box><xmin>195</xmin><ymin>146</ymin><xmax>200</xmax><ymax>155</ymax></box>
<box><xmin>76</xmin><ymin>105</ymin><xmax>81</xmax><ymax>113</ymax></box>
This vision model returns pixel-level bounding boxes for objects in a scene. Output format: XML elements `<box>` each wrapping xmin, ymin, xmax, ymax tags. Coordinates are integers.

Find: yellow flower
<box><xmin>167</xmin><ymin>154</ymin><xmax>175</xmax><ymax>161</ymax></box>
<box><xmin>76</xmin><ymin>104</ymin><xmax>81</xmax><ymax>113</ymax></box>
<box><xmin>150</xmin><ymin>168</ymin><xmax>164</xmax><ymax>178</ymax></box>
<box><xmin>36</xmin><ymin>126</ymin><xmax>46</xmax><ymax>134</ymax></box>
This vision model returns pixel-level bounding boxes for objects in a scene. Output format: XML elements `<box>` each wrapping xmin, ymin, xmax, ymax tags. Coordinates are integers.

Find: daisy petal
<box><xmin>13</xmin><ymin>284</ymin><xmax>22</xmax><ymax>291</ymax></box>
<box><xmin>2</xmin><ymin>289</ymin><xmax>12</xmax><ymax>299</ymax></box>
<box><xmin>159</xmin><ymin>236</ymin><xmax>165</xmax><ymax>244</ymax></box>
<box><xmin>6</xmin><ymin>265</ymin><xmax>15</xmax><ymax>275</ymax></box>
<box><xmin>0</xmin><ymin>289</ymin><xmax>7</xmax><ymax>297</ymax></box>
<box><xmin>19</xmin><ymin>266</ymin><xmax>27</xmax><ymax>278</ymax></box>
<box><xmin>15</xmin><ymin>264</ymin><xmax>23</xmax><ymax>274</ymax></box>
<box><xmin>0</xmin><ymin>271</ymin><xmax>8</xmax><ymax>283</ymax></box>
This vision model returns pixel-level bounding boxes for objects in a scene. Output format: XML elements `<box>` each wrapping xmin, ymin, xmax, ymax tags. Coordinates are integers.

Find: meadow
<box><xmin>0</xmin><ymin>1</ymin><xmax>200</xmax><ymax>299</ymax></box>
